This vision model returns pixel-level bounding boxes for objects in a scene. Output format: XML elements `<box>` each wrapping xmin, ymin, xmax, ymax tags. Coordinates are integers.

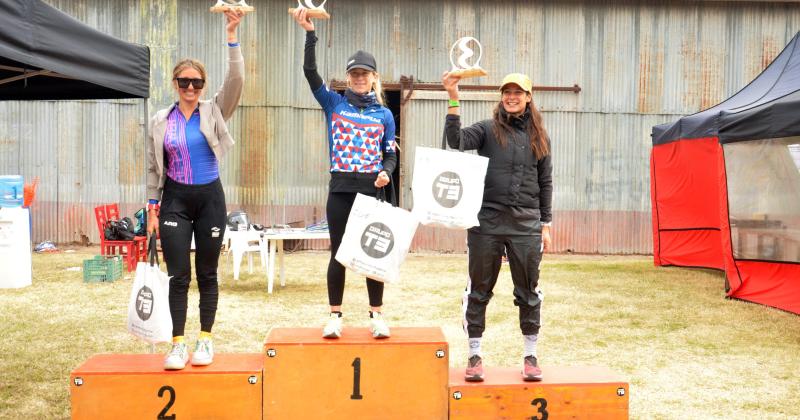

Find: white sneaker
<box><xmin>191</xmin><ymin>337</ymin><xmax>214</xmax><ymax>366</ymax></box>
<box><xmin>370</xmin><ymin>312</ymin><xmax>391</xmax><ymax>339</ymax></box>
<box><xmin>164</xmin><ymin>342</ymin><xmax>189</xmax><ymax>370</ymax></box>
<box><xmin>323</xmin><ymin>313</ymin><xmax>343</xmax><ymax>338</ymax></box>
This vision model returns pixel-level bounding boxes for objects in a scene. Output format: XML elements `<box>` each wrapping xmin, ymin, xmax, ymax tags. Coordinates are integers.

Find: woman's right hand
<box><xmin>293</xmin><ymin>7</ymin><xmax>314</xmax><ymax>31</ymax></box>
<box><xmin>442</xmin><ymin>71</ymin><xmax>461</xmax><ymax>97</ymax></box>
<box><xmin>147</xmin><ymin>210</ymin><xmax>160</xmax><ymax>237</ymax></box>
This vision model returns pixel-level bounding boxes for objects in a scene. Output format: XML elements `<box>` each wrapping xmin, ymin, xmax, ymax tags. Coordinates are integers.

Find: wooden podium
<box><xmin>70</xmin><ymin>353</ymin><xmax>263</xmax><ymax>419</ymax></box>
<box><xmin>263</xmin><ymin>327</ymin><xmax>449</xmax><ymax>419</ymax></box>
<box><xmin>69</xmin><ymin>333</ymin><xmax>629</xmax><ymax>418</ymax></box>
<box><xmin>448</xmin><ymin>366</ymin><xmax>629</xmax><ymax>419</ymax></box>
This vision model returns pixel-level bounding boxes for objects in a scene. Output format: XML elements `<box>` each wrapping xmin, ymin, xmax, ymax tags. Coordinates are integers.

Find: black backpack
<box><xmin>104</xmin><ymin>217</ymin><xmax>135</xmax><ymax>241</ymax></box>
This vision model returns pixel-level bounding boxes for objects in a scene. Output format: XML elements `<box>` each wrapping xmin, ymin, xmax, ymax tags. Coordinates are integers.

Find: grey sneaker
<box><xmin>164</xmin><ymin>342</ymin><xmax>189</xmax><ymax>370</ymax></box>
<box><xmin>191</xmin><ymin>337</ymin><xmax>214</xmax><ymax>366</ymax></box>
<box><xmin>323</xmin><ymin>313</ymin><xmax>343</xmax><ymax>338</ymax></box>
<box><xmin>369</xmin><ymin>312</ymin><xmax>391</xmax><ymax>339</ymax></box>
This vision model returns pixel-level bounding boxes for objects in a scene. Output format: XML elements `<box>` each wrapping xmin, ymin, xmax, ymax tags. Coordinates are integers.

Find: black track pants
<box><xmin>159</xmin><ymin>177</ymin><xmax>227</xmax><ymax>337</ymax></box>
<box><xmin>465</xmin><ymin>228</ymin><xmax>543</xmax><ymax>338</ymax></box>
<box><xmin>326</xmin><ymin>191</ymin><xmax>384</xmax><ymax>307</ymax></box>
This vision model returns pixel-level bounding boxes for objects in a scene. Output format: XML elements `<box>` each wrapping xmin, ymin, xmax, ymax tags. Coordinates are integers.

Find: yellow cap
<box><xmin>500</xmin><ymin>73</ymin><xmax>533</xmax><ymax>93</ymax></box>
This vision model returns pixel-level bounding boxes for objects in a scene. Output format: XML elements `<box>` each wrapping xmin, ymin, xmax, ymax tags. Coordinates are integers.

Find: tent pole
<box><xmin>143</xmin><ymin>98</ymin><xmax>148</xmax><ymax>210</ymax></box>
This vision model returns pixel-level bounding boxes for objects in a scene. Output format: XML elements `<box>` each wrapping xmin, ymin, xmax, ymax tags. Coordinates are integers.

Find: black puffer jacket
<box><xmin>445</xmin><ymin>111</ymin><xmax>552</xmax><ymax>224</ymax></box>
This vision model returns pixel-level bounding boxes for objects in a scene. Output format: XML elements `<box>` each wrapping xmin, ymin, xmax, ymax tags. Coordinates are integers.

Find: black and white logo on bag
<box><xmin>361</xmin><ymin>222</ymin><xmax>394</xmax><ymax>258</ymax></box>
<box><xmin>432</xmin><ymin>171</ymin><xmax>463</xmax><ymax>208</ymax></box>
<box><xmin>136</xmin><ymin>286</ymin><xmax>154</xmax><ymax>321</ymax></box>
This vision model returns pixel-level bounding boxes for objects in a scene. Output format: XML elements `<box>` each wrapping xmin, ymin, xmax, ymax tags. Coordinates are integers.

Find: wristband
<box><xmin>448</xmin><ymin>99</ymin><xmax>460</xmax><ymax>108</ymax></box>
<box><xmin>227</xmin><ymin>42</ymin><xmax>240</xmax><ymax>47</ymax></box>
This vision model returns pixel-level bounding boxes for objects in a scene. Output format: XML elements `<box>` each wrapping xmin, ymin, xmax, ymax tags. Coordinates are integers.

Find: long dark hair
<box><xmin>491</xmin><ymin>100</ymin><xmax>550</xmax><ymax>160</ymax></box>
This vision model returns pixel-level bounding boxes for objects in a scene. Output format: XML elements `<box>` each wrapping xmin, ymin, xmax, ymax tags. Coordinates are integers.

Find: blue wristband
<box><xmin>148</xmin><ymin>199</ymin><xmax>159</xmax><ymax>205</ymax></box>
<box><xmin>227</xmin><ymin>42</ymin><xmax>240</xmax><ymax>47</ymax></box>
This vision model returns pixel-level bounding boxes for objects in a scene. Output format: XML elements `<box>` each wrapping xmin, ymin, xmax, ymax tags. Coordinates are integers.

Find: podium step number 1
<box><xmin>263</xmin><ymin>327</ymin><xmax>449</xmax><ymax>419</ymax></box>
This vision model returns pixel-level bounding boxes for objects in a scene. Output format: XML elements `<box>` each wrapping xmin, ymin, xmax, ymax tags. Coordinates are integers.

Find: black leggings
<box><xmin>159</xmin><ymin>177</ymin><xmax>227</xmax><ymax>337</ymax></box>
<box><xmin>326</xmin><ymin>191</ymin><xmax>384</xmax><ymax>307</ymax></box>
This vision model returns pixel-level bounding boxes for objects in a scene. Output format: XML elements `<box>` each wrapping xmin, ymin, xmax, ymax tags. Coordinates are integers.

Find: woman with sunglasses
<box><xmin>293</xmin><ymin>8</ymin><xmax>397</xmax><ymax>339</ymax></box>
<box><xmin>146</xmin><ymin>10</ymin><xmax>245</xmax><ymax>370</ymax></box>
<box><xmin>442</xmin><ymin>71</ymin><xmax>553</xmax><ymax>383</ymax></box>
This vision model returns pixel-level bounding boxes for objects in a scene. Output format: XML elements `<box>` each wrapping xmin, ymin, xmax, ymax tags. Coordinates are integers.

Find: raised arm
<box><xmin>213</xmin><ymin>10</ymin><xmax>245</xmax><ymax>121</ymax></box>
<box><xmin>293</xmin><ymin>7</ymin><xmax>324</xmax><ymax>92</ymax></box>
<box><xmin>442</xmin><ymin>71</ymin><xmax>485</xmax><ymax>150</ymax></box>
<box><xmin>293</xmin><ymin>8</ymin><xmax>340</xmax><ymax>112</ymax></box>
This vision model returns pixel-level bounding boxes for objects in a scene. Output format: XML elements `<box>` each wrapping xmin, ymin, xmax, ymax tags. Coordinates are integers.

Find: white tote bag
<box><xmin>335</xmin><ymin>192</ymin><xmax>419</xmax><ymax>283</ymax></box>
<box><xmin>127</xmin><ymin>236</ymin><xmax>172</xmax><ymax>344</ymax></box>
<box><xmin>411</xmin><ymin>146</ymin><xmax>488</xmax><ymax>229</ymax></box>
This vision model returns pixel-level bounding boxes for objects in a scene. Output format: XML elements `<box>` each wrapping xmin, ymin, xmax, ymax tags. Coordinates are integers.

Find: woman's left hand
<box><xmin>374</xmin><ymin>171</ymin><xmax>390</xmax><ymax>188</ymax></box>
<box><xmin>225</xmin><ymin>9</ymin><xmax>244</xmax><ymax>37</ymax></box>
<box><xmin>542</xmin><ymin>225</ymin><xmax>552</xmax><ymax>253</ymax></box>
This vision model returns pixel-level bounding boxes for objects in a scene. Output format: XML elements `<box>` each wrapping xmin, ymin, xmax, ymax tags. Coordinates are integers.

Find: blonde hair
<box><xmin>172</xmin><ymin>59</ymin><xmax>207</xmax><ymax>82</ymax></box>
<box><xmin>346</xmin><ymin>71</ymin><xmax>386</xmax><ymax>106</ymax></box>
<box><xmin>372</xmin><ymin>74</ymin><xmax>386</xmax><ymax>106</ymax></box>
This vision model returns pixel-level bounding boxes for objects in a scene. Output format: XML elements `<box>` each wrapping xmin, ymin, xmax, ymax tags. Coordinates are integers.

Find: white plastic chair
<box><xmin>228</xmin><ymin>227</ymin><xmax>264</xmax><ymax>280</ymax></box>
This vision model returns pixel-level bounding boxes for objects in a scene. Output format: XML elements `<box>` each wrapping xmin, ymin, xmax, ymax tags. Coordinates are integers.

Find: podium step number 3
<box><xmin>448</xmin><ymin>366</ymin><xmax>629</xmax><ymax>419</ymax></box>
<box><xmin>70</xmin><ymin>354</ymin><xmax>263</xmax><ymax>419</ymax></box>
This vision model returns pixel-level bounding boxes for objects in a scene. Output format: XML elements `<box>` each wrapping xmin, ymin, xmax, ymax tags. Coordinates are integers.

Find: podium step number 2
<box><xmin>70</xmin><ymin>354</ymin><xmax>263</xmax><ymax>419</ymax></box>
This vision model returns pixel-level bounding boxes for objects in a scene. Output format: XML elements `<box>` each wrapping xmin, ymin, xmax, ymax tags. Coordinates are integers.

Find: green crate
<box><xmin>83</xmin><ymin>255</ymin><xmax>123</xmax><ymax>283</ymax></box>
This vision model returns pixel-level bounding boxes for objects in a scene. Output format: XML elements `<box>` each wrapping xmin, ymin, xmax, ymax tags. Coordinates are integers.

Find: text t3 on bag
<box><xmin>335</xmin><ymin>193</ymin><xmax>419</xmax><ymax>283</ymax></box>
<box><xmin>127</xmin><ymin>236</ymin><xmax>172</xmax><ymax>344</ymax></box>
<box><xmin>411</xmin><ymin>146</ymin><xmax>488</xmax><ymax>229</ymax></box>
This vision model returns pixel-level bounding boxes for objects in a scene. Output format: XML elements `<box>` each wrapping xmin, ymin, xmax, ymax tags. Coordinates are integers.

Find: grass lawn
<box><xmin>0</xmin><ymin>247</ymin><xmax>798</xmax><ymax>418</ymax></box>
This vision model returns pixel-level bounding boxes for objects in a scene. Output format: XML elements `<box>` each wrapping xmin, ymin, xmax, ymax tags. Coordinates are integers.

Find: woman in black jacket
<box><xmin>442</xmin><ymin>71</ymin><xmax>553</xmax><ymax>383</ymax></box>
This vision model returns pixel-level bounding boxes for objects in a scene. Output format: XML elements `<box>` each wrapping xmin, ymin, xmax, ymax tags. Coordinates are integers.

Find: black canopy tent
<box><xmin>0</xmin><ymin>0</ymin><xmax>149</xmax><ymax>100</ymax></box>
<box><xmin>0</xmin><ymin>0</ymin><xmax>150</xmax><ymax>214</ymax></box>
<box><xmin>650</xmin><ymin>32</ymin><xmax>800</xmax><ymax>314</ymax></box>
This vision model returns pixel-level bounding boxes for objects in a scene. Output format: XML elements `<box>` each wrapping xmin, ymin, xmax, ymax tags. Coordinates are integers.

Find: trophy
<box><xmin>288</xmin><ymin>0</ymin><xmax>330</xmax><ymax>19</ymax></box>
<box><xmin>448</xmin><ymin>37</ymin><xmax>488</xmax><ymax>79</ymax></box>
<box><xmin>210</xmin><ymin>0</ymin><xmax>255</xmax><ymax>13</ymax></box>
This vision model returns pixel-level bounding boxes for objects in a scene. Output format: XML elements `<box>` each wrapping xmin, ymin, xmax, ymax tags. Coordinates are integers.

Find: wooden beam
<box><xmin>0</xmin><ymin>69</ymin><xmax>53</xmax><ymax>86</ymax></box>
<box><xmin>0</xmin><ymin>65</ymin><xmax>75</xmax><ymax>80</ymax></box>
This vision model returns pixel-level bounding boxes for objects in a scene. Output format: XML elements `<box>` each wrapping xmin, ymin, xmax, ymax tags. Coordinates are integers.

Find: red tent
<box><xmin>651</xmin><ymin>32</ymin><xmax>800</xmax><ymax>315</ymax></box>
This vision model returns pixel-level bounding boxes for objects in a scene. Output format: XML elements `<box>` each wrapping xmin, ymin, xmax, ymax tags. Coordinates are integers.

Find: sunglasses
<box><xmin>174</xmin><ymin>77</ymin><xmax>205</xmax><ymax>89</ymax></box>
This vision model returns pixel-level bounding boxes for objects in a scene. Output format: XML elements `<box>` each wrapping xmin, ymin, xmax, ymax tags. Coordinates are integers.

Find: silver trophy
<box><xmin>448</xmin><ymin>37</ymin><xmax>488</xmax><ymax>79</ymax></box>
<box><xmin>288</xmin><ymin>0</ymin><xmax>330</xmax><ymax>19</ymax></box>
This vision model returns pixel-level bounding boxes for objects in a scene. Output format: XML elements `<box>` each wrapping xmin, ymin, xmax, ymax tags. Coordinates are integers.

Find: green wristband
<box><xmin>448</xmin><ymin>99</ymin><xmax>460</xmax><ymax>108</ymax></box>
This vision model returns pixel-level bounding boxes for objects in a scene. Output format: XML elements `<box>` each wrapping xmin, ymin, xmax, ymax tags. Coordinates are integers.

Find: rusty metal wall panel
<box><xmin>0</xmin><ymin>100</ymin><xmax>142</xmax><ymax>244</ymax></box>
<box><xmin>3</xmin><ymin>0</ymin><xmax>800</xmax><ymax>253</ymax></box>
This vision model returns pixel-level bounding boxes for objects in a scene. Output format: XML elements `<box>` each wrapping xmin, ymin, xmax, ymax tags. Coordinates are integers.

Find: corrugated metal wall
<box><xmin>2</xmin><ymin>0</ymin><xmax>799</xmax><ymax>253</ymax></box>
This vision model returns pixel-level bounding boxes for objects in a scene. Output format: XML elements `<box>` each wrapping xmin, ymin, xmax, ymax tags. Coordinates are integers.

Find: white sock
<box><xmin>468</xmin><ymin>337</ymin><xmax>482</xmax><ymax>357</ymax></box>
<box><xmin>524</xmin><ymin>334</ymin><xmax>538</xmax><ymax>358</ymax></box>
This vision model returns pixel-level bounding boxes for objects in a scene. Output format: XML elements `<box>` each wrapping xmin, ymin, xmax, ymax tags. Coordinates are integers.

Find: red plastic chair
<box><xmin>94</xmin><ymin>204</ymin><xmax>147</xmax><ymax>272</ymax></box>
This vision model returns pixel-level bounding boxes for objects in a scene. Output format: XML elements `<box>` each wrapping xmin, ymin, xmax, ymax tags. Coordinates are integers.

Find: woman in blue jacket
<box><xmin>293</xmin><ymin>8</ymin><xmax>397</xmax><ymax>339</ymax></box>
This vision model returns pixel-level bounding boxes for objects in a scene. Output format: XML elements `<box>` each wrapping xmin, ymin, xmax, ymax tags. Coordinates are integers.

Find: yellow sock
<box><xmin>199</xmin><ymin>331</ymin><xmax>213</xmax><ymax>340</ymax></box>
<box><xmin>172</xmin><ymin>336</ymin><xmax>185</xmax><ymax>344</ymax></box>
